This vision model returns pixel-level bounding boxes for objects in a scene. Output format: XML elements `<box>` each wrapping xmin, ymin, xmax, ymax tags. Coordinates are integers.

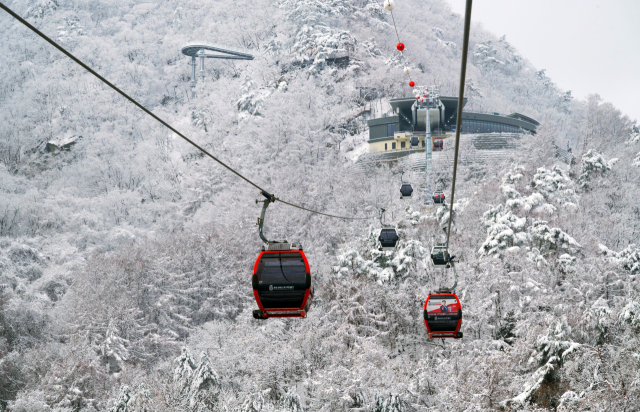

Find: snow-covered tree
<box><xmin>503</xmin><ymin>318</ymin><xmax>579</xmax><ymax>407</ymax></box>
<box><xmin>529</xmin><ymin>221</ymin><xmax>581</xmax><ymax>256</ymax></box>
<box><xmin>599</xmin><ymin>244</ymin><xmax>640</xmax><ymax>274</ymax></box>
<box><xmin>532</xmin><ymin>166</ymin><xmax>578</xmax><ymax>207</ymax></box>
<box><xmin>473</xmin><ymin>41</ymin><xmax>505</xmax><ymax>70</ymax></box>
<box><xmin>578</xmin><ymin>149</ymin><xmax>616</xmax><ymax>190</ymax></box>
<box><xmin>478</xmin><ymin>204</ymin><xmax>528</xmax><ymax>257</ymax></box>
<box><xmin>172</xmin><ymin>348</ymin><xmax>221</xmax><ymax>410</ymax></box>
<box><xmin>372</xmin><ymin>393</ymin><xmax>407</xmax><ymax>412</ymax></box>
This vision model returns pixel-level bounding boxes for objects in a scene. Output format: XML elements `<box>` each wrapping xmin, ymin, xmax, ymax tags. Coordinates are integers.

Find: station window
<box><xmin>385</xmin><ymin>143</ymin><xmax>387</xmax><ymax>150</ymax></box>
<box><xmin>387</xmin><ymin>124</ymin><xmax>396</xmax><ymax>136</ymax></box>
<box><xmin>401</xmin><ymin>141</ymin><xmax>406</xmax><ymax>148</ymax></box>
<box><xmin>392</xmin><ymin>142</ymin><xmax>396</xmax><ymax>149</ymax></box>
<box><xmin>422</xmin><ymin>140</ymin><xmax>425</xmax><ymax>147</ymax></box>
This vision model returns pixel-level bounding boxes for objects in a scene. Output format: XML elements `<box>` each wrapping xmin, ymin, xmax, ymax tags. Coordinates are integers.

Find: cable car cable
<box><xmin>0</xmin><ymin>2</ymin><xmax>372</xmax><ymax>222</ymax></box>
<box><xmin>389</xmin><ymin>11</ymin><xmax>401</xmax><ymax>45</ymax></box>
<box><xmin>445</xmin><ymin>0</ymin><xmax>472</xmax><ymax>254</ymax></box>
<box><xmin>383</xmin><ymin>1</ymin><xmax>413</xmax><ymax>86</ymax></box>
<box><xmin>274</xmin><ymin>197</ymin><xmax>371</xmax><ymax>221</ymax></box>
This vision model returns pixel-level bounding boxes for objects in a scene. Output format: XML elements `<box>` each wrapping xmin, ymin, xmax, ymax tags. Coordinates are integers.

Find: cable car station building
<box><xmin>366</xmin><ymin>96</ymin><xmax>539</xmax><ymax>156</ymax></box>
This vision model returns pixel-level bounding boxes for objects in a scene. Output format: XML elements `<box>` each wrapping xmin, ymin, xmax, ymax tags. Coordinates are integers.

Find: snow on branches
<box><xmin>24</xmin><ymin>0</ymin><xmax>59</xmax><ymax>19</ymax></box>
<box><xmin>372</xmin><ymin>393</ymin><xmax>408</xmax><ymax>412</ymax></box>
<box><xmin>294</xmin><ymin>25</ymin><xmax>356</xmax><ymax>72</ymax></box>
<box><xmin>173</xmin><ymin>348</ymin><xmax>221</xmax><ymax>410</ymax></box>
<box><xmin>432</xmin><ymin>27</ymin><xmax>457</xmax><ymax>55</ymax></box>
<box><xmin>502</xmin><ymin>317</ymin><xmax>579</xmax><ymax>407</ymax></box>
<box><xmin>239</xmin><ymin>392</ymin><xmax>267</xmax><ymax>412</ymax></box>
<box><xmin>109</xmin><ymin>384</ymin><xmax>152</xmax><ymax>412</ymax></box>
<box><xmin>529</xmin><ymin>221</ymin><xmax>581</xmax><ymax>255</ymax></box>
<box><xmin>578</xmin><ymin>149</ymin><xmax>617</xmax><ymax>189</ymax></box>
<box><xmin>236</xmin><ymin>78</ymin><xmax>273</xmax><ymax>117</ymax></box>
<box><xmin>277</xmin><ymin>0</ymin><xmax>352</xmax><ymax>23</ymax></box>
<box><xmin>599</xmin><ymin>243</ymin><xmax>640</xmax><ymax>274</ymax></box>
<box><xmin>435</xmin><ymin>198</ymin><xmax>466</xmax><ymax>228</ymax></box>
<box><xmin>628</xmin><ymin>125</ymin><xmax>640</xmax><ymax>144</ymax></box>
<box><xmin>473</xmin><ymin>41</ymin><xmax>505</xmax><ymax>70</ymax></box>
<box><xmin>627</xmin><ymin>128</ymin><xmax>640</xmax><ymax>167</ymax></box>
<box><xmin>534</xmin><ymin>317</ymin><xmax>578</xmax><ymax>366</ymax></box>
<box><xmin>506</xmin><ymin>192</ymin><xmax>556</xmax><ymax>215</ymax></box>
<box><xmin>362</xmin><ymin>38</ymin><xmax>383</xmax><ymax>58</ymax></box>
<box><xmin>619</xmin><ymin>300</ymin><xmax>640</xmax><ymax>331</ymax></box>
<box><xmin>479</xmin><ymin>166</ymin><xmax>581</xmax><ymax>260</ymax></box>
<box><xmin>334</xmin><ymin>227</ymin><xmax>427</xmax><ymax>284</ymax></box>
<box><xmin>478</xmin><ymin>204</ymin><xmax>528</xmax><ymax>256</ymax></box>
<box><xmin>532</xmin><ymin>166</ymin><xmax>578</xmax><ymax>208</ymax></box>
<box><xmin>276</xmin><ymin>0</ymin><xmax>356</xmax><ymax>73</ymax></box>
<box><xmin>364</xmin><ymin>1</ymin><xmax>386</xmax><ymax>20</ymax></box>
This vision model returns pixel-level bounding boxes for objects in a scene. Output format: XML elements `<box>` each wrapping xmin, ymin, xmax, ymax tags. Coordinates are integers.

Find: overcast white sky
<box><xmin>447</xmin><ymin>0</ymin><xmax>639</xmax><ymax>123</ymax></box>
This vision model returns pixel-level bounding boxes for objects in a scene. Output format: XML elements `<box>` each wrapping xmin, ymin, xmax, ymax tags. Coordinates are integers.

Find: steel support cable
<box><xmin>445</xmin><ymin>0</ymin><xmax>473</xmax><ymax>253</ymax></box>
<box><xmin>389</xmin><ymin>10</ymin><xmax>401</xmax><ymax>44</ymax></box>
<box><xmin>0</xmin><ymin>2</ymin><xmax>372</xmax><ymax>221</ymax></box>
<box><xmin>276</xmin><ymin>198</ymin><xmax>369</xmax><ymax>220</ymax></box>
<box><xmin>388</xmin><ymin>9</ymin><xmax>413</xmax><ymax>85</ymax></box>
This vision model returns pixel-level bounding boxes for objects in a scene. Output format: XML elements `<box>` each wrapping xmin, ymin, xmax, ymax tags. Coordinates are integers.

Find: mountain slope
<box><xmin>0</xmin><ymin>0</ymin><xmax>638</xmax><ymax>411</ymax></box>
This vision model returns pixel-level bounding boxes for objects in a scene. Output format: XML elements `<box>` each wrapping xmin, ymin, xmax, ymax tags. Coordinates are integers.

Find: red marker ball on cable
<box><xmin>396</xmin><ymin>43</ymin><xmax>404</xmax><ymax>51</ymax></box>
<box><xmin>409</xmin><ymin>81</ymin><xmax>415</xmax><ymax>87</ymax></box>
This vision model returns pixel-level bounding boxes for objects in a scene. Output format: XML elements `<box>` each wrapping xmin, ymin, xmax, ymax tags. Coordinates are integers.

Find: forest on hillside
<box><xmin>0</xmin><ymin>0</ymin><xmax>639</xmax><ymax>411</ymax></box>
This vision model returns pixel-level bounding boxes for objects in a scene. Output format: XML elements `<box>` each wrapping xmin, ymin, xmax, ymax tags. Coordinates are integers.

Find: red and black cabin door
<box><xmin>252</xmin><ymin>250</ymin><xmax>313</xmax><ymax>319</ymax></box>
<box><xmin>423</xmin><ymin>293</ymin><xmax>462</xmax><ymax>339</ymax></box>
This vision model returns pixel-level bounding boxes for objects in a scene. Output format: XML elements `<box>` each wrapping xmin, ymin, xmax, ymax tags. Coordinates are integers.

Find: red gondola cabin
<box><xmin>423</xmin><ymin>293</ymin><xmax>463</xmax><ymax>339</ymax></box>
<box><xmin>433</xmin><ymin>138</ymin><xmax>443</xmax><ymax>151</ymax></box>
<box><xmin>432</xmin><ymin>191</ymin><xmax>445</xmax><ymax>204</ymax></box>
<box><xmin>252</xmin><ymin>247</ymin><xmax>313</xmax><ymax>319</ymax></box>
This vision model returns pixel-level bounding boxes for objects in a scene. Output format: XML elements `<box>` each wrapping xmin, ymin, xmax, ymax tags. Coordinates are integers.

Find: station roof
<box><xmin>506</xmin><ymin>112</ymin><xmax>540</xmax><ymax>126</ymax></box>
<box><xmin>181</xmin><ymin>42</ymin><xmax>254</xmax><ymax>60</ymax></box>
<box><xmin>383</xmin><ymin>96</ymin><xmax>538</xmax><ymax>132</ymax></box>
<box><xmin>461</xmin><ymin>112</ymin><xmax>538</xmax><ymax>132</ymax></box>
<box><xmin>389</xmin><ymin>96</ymin><xmax>468</xmax><ymax>113</ymax></box>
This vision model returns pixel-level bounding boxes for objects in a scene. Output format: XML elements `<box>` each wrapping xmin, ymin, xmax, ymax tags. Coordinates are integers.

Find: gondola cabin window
<box><xmin>256</xmin><ymin>253</ymin><xmax>306</xmax><ymax>285</ymax></box>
